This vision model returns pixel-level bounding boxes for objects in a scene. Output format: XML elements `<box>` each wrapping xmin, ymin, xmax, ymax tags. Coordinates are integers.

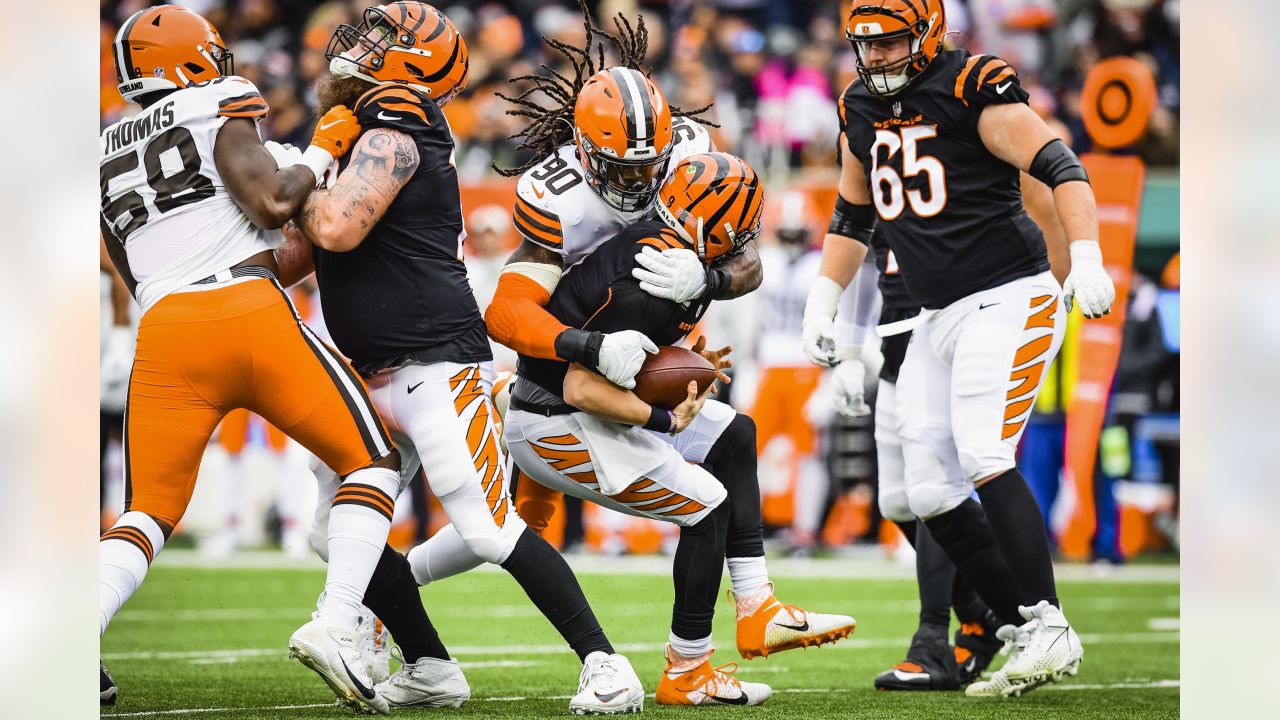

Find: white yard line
<box><xmin>102</xmin><ymin>681</ymin><xmax>1181</xmax><ymax>717</ymax></box>
<box><xmin>152</xmin><ymin>549</ymin><xmax>1180</xmax><ymax>583</ymax></box>
<box><xmin>103</xmin><ymin>631</ymin><xmax>1178</xmax><ymax>663</ymax></box>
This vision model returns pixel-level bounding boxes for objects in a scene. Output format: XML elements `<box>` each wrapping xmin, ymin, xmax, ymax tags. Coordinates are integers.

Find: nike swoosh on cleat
<box><xmin>708</xmin><ymin>693</ymin><xmax>750</xmax><ymax>705</ymax></box>
<box><xmin>594</xmin><ymin>689</ymin><xmax>628</xmax><ymax>703</ymax></box>
<box><xmin>893</xmin><ymin>669</ymin><xmax>932</xmax><ymax>681</ymax></box>
<box><xmin>775</xmin><ymin>620</ymin><xmax>810</xmax><ymax>632</ymax></box>
<box><xmin>340</xmin><ymin>655</ymin><xmax>376</xmax><ymax>699</ymax></box>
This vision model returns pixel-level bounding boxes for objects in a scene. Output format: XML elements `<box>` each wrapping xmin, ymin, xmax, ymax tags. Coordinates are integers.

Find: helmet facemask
<box><xmin>847</xmin><ymin>8</ymin><xmax>941</xmax><ymax>96</ymax></box>
<box><xmin>578</xmin><ymin>131</ymin><xmax>672</xmax><ymax>213</ymax></box>
<box><xmin>327</xmin><ymin>8</ymin><xmax>411</xmax><ymax>77</ymax></box>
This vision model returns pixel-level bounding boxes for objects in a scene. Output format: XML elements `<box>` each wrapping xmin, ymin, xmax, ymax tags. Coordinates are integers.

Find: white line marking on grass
<box><xmin>1147</xmin><ymin>617</ymin><xmax>1181</xmax><ymax>630</ymax></box>
<box><xmin>105</xmin><ymin>632</ymin><xmax>1178</xmax><ymax>662</ymax></box>
<box><xmin>104</xmin><ymin>682</ymin><xmax>1182</xmax><ymax>716</ymax></box>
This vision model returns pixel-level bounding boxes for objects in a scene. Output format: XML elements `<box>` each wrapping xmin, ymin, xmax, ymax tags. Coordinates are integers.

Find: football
<box><xmin>632</xmin><ymin>346</ymin><xmax>717</xmax><ymax>410</ymax></box>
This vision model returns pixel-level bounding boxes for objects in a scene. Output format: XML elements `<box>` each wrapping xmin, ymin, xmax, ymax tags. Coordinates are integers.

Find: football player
<box><xmin>470</xmin><ymin>5</ymin><xmax>768</xmax><ymax>612</ymax></box>
<box><xmin>503</xmin><ymin>153</ymin><xmax>857</xmax><ymax>706</ymax></box>
<box><xmin>99</xmin><ymin>5</ymin><xmax>402</xmax><ymax>713</ymax></box>
<box><xmin>296</xmin><ymin>3</ymin><xmax>642</xmax><ymax>713</ymax></box>
<box><xmin>804</xmin><ymin>0</ymin><xmax>1114</xmax><ymax>697</ymax></box>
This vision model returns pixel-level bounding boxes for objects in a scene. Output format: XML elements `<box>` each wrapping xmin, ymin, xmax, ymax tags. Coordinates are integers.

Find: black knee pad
<box><xmin>705</xmin><ymin>413</ymin><xmax>755</xmax><ymax>468</ymax></box>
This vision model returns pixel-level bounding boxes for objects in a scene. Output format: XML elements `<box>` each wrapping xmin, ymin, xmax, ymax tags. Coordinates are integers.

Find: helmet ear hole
<box><xmin>184</xmin><ymin>62</ymin><xmax>206</xmax><ymax>75</ymax></box>
<box><xmin>405</xmin><ymin>62</ymin><xmax>425</xmax><ymax>79</ymax></box>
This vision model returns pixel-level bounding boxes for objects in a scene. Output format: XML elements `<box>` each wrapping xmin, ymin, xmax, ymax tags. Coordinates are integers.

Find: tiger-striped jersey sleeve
<box><xmin>211</xmin><ymin>76</ymin><xmax>269</xmax><ymax>119</ymax></box>
<box><xmin>353</xmin><ymin>83</ymin><xmax>437</xmax><ymax>135</ymax></box>
<box><xmin>952</xmin><ymin>53</ymin><xmax>1029</xmax><ymax>110</ymax></box>
<box><xmin>512</xmin><ymin>174</ymin><xmax>565</xmax><ymax>255</ymax></box>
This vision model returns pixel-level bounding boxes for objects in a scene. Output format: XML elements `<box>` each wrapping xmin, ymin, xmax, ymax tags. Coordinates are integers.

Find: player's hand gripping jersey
<box><xmin>839</xmin><ymin>51</ymin><xmax>1051</xmax><ymax>309</ymax></box>
<box><xmin>99</xmin><ymin>76</ymin><xmax>278</xmax><ymax>312</ymax></box>
<box><xmin>312</xmin><ymin>83</ymin><xmax>491</xmax><ymax>375</ymax></box>
<box><xmin>511</xmin><ymin>116</ymin><xmax>712</xmax><ymax>269</ymax></box>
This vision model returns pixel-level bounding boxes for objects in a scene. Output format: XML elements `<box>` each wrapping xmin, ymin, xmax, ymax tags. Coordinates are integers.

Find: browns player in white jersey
<box><xmin>98</xmin><ymin>6</ymin><xmax>402</xmax><ymax>712</ymax></box>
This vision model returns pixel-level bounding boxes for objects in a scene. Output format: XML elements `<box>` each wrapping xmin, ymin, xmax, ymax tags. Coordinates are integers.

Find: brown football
<box><xmin>632</xmin><ymin>346</ymin><xmax>717</xmax><ymax>410</ymax></box>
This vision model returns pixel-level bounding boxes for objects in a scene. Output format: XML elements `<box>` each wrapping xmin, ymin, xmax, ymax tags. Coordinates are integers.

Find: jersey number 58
<box><xmin>100</xmin><ymin>127</ymin><xmax>215</xmax><ymax>242</ymax></box>
<box><xmin>870</xmin><ymin>125</ymin><xmax>947</xmax><ymax>221</ymax></box>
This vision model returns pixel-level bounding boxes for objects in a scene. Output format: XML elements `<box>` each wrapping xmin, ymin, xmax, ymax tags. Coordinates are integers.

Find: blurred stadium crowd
<box><xmin>99</xmin><ymin>0</ymin><xmax>1180</xmax><ymax>562</ymax></box>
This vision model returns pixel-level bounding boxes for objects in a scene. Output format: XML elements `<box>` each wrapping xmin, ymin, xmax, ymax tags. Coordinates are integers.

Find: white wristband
<box><xmin>804</xmin><ymin>275</ymin><xmax>844</xmax><ymax>323</ymax></box>
<box><xmin>1068</xmin><ymin>239</ymin><xmax>1103</xmax><ymax>264</ymax></box>
<box><xmin>284</xmin><ymin>145</ymin><xmax>337</xmax><ymax>185</ymax></box>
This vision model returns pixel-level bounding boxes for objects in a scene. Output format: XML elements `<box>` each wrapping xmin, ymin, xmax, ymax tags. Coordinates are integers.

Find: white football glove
<box><xmin>263</xmin><ymin>140</ymin><xmax>304</xmax><ymax>169</ymax></box>
<box><xmin>100</xmin><ymin>326</ymin><xmax>135</xmax><ymax>413</ymax></box>
<box><xmin>1063</xmin><ymin>240</ymin><xmax>1115</xmax><ymax>319</ymax></box>
<box><xmin>597</xmin><ymin>330</ymin><xmax>658</xmax><ymax>389</ymax></box>
<box><xmin>632</xmin><ymin>247</ymin><xmax>708</xmax><ymax>304</ymax></box>
<box><xmin>831</xmin><ymin>359</ymin><xmax>871</xmax><ymax>419</ymax></box>
<box><xmin>802</xmin><ymin>276</ymin><xmax>844</xmax><ymax>367</ymax></box>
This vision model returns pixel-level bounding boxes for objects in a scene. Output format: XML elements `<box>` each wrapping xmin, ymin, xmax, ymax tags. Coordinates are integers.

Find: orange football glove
<box><xmin>311</xmin><ymin>105</ymin><xmax>361</xmax><ymax>159</ymax></box>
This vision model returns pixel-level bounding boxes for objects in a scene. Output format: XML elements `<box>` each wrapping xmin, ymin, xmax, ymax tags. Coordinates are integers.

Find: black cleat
<box><xmin>101</xmin><ymin>663</ymin><xmax>118</xmax><ymax>706</ymax></box>
<box><xmin>874</xmin><ymin>624</ymin><xmax>960</xmax><ymax>691</ymax></box>
<box><xmin>954</xmin><ymin>610</ymin><xmax>1005</xmax><ymax>685</ymax></box>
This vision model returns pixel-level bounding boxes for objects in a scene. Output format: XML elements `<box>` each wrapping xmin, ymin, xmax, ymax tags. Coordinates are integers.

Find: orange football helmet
<box><xmin>574</xmin><ymin>68</ymin><xmax>675</xmax><ymax>212</ymax></box>
<box><xmin>845</xmin><ymin>0</ymin><xmax>947</xmax><ymax>95</ymax></box>
<box><xmin>656</xmin><ymin>152</ymin><xmax>764</xmax><ymax>264</ymax></box>
<box><xmin>327</xmin><ymin>2</ymin><xmax>469</xmax><ymax>106</ymax></box>
<box><xmin>112</xmin><ymin>5</ymin><xmax>233</xmax><ymax>102</ymax></box>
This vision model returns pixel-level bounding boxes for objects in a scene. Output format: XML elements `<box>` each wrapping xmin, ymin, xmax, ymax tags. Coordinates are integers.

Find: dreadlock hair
<box><xmin>493</xmin><ymin>0</ymin><xmax>716</xmax><ymax>178</ymax></box>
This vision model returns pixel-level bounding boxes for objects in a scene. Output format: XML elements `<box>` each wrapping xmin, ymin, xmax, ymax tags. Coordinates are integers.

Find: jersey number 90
<box><xmin>870</xmin><ymin>125</ymin><xmax>947</xmax><ymax>221</ymax></box>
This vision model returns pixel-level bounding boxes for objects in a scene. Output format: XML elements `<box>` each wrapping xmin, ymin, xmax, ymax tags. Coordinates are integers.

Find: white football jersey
<box><xmin>756</xmin><ymin>245</ymin><xmax>823</xmax><ymax>367</ymax></box>
<box><xmin>511</xmin><ymin>117</ymin><xmax>713</xmax><ymax>268</ymax></box>
<box><xmin>99</xmin><ymin>76</ymin><xmax>282</xmax><ymax>313</ymax></box>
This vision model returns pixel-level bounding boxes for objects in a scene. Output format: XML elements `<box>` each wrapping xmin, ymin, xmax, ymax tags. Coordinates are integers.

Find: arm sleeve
<box><xmin>485</xmin><ymin>271</ymin><xmax>568</xmax><ymax>360</ymax></box>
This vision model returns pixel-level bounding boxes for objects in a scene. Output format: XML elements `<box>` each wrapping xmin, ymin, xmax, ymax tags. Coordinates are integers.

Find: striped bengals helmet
<box><xmin>846</xmin><ymin>0</ymin><xmax>947</xmax><ymax>95</ymax></box>
<box><xmin>574</xmin><ymin>68</ymin><xmax>675</xmax><ymax>212</ymax></box>
<box><xmin>112</xmin><ymin>6</ymin><xmax>233</xmax><ymax>102</ymax></box>
<box><xmin>655</xmin><ymin>153</ymin><xmax>764</xmax><ymax>264</ymax></box>
<box><xmin>327</xmin><ymin>2</ymin><xmax>469</xmax><ymax>106</ymax></box>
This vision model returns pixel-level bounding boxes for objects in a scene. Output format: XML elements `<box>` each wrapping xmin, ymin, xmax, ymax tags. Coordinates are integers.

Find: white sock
<box><xmin>100</xmin><ymin>512</ymin><xmax>165</xmax><ymax>635</ymax></box>
<box><xmin>727</xmin><ymin>556</ymin><xmax>770</xmax><ymax>597</ymax></box>
<box><xmin>406</xmin><ymin>522</ymin><xmax>485</xmax><ymax>585</ymax></box>
<box><xmin>668</xmin><ymin>631</ymin><xmax>712</xmax><ymax>660</ymax></box>
<box><xmin>319</xmin><ymin>466</ymin><xmax>399</xmax><ymax>627</ymax></box>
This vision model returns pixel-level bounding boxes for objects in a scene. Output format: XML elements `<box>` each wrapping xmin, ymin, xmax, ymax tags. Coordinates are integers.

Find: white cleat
<box><xmin>965</xmin><ymin>602</ymin><xmax>1084</xmax><ymax>698</ymax></box>
<box><xmin>356</xmin><ymin>611</ymin><xmax>391</xmax><ymax>685</ymax></box>
<box><xmin>288</xmin><ymin>618</ymin><xmax>390</xmax><ymax>715</ymax></box>
<box><xmin>569</xmin><ymin>651</ymin><xmax>644</xmax><ymax>715</ymax></box>
<box><xmin>376</xmin><ymin>649</ymin><xmax>470</xmax><ymax>708</ymax></box>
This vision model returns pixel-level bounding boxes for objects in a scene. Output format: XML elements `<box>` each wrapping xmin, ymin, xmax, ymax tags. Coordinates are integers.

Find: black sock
<box><xmin>671</xmin><ymin>502</ymin><xmax>730</xmax><ymax>642</ymax></box>
<box><xmin>976</xmin><ymin>469</ymin><xmax>1059</xmax><ymax>607</ymax></box>
<box><xmin>913</xmin><ymin>520</ymin><xmax>956</xmax><ymax>629</ymax></box>
<box><xmin>362</xmin><ymin>545</ymin><xmax>449</xmax><ymax>663</ymax></box>
<box><xmin>894</xmin><ymin>519</ymin><xmax>918</xmax><ymax>548</ymax></box>
<box><xmin>703</xmin><ymin>414</ymin><xmax>765</xmax><ymax>559</ymax></box>
<box><xmin>950</xmin><ymin>569</ymin><xmax>991</xmax><ymax>624</ymax></box>
<box><xmin>923</xmin><ymin>499</ymin><xmax>1024</xmax><ymax>626</ymax></box>
<box><xmin>500</xmin><ymin>527</ymin><xmax>613</xmax><ymax>662</ymax></box>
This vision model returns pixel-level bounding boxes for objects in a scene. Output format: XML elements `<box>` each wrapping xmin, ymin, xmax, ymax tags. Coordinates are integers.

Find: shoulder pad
<box><xmin>204</xmin><ymin>76</ymin><xmax>268</xmax><ymax>119</ymax></box>
<box><xmin>952</xmin><ymin>54</ymin><xmax>1028</xmax><ymax>109</ymax></box>
<box><xmin>353</xmin><ymin>83</ymin><xmax>437</xmax><ymax>133</ymax></box>
<box><xmin>513</xmin><ymin>176</ymin><xmax>565</xmax><ymax>254</ymax></box>
<box><xmin>671</xmin><ymin>117</ymin><xmax>713</xmax><ymax>155</ymax></box>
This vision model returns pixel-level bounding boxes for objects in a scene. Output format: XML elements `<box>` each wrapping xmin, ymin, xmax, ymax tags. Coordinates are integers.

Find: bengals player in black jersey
<box><xmin>290</xmin><ymin>3</ymin><xmax>641</xmax><ymax>713</ymax></box>
<box><xmin>803</xmin><ymin>0</ymin><xmax>1115</xmax><ymax>698</ymax></box>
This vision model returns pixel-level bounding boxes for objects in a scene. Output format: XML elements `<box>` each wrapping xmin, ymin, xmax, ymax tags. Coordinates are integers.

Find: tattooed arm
<box><xmin>718</xmin><ymin>240</ymin><xmax>763</xmax><ymax>299</ymax></box>
<box><xmin>295</xmin><ymin>128</ymin><xmax>419</xmax><ymax>252</ymax></box>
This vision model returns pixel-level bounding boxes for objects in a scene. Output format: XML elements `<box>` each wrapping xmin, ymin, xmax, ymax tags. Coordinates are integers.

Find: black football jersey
<box><xmin>517</xmin><ymin>220</ymin><xmax>713</xmax><ymax>400</ymax></box>
<box><xmin>313</xmin><ymin>84</ymin><xmax>490</xmax><ymax>375</ymax></box>
<box><xmin>840</xmin><ymin>50</ymin><xmax>1050</xmax><ymax>309</ymax></box>
<box><xmin>870</xmin><ymin>226</ymin><xmax>917</xmax><ymax>313</ymax></box>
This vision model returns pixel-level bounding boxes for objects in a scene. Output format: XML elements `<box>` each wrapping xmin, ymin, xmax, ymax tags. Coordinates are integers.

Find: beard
<box><xmin>315</xmin><ymin>74</ymin><xmax>375</xmax><ymax>117</ymax></box>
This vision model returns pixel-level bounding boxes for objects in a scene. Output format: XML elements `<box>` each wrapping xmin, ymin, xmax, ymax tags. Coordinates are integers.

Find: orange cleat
<box><xmin>655</xmin><ymin>646</ymin><xmax>772</xmax><ymax>706</ymax></box>
<box><xmin>732</xmin><ymin>584</ymin><xmax>857</xmax><ymax>659</ymax></box>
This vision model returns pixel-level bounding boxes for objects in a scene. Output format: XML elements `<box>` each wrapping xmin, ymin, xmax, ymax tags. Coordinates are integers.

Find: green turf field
<box><xmin>100</xmin><ymin>559</ymin><xmax>1179</xmax><ymax>719</ymax></box>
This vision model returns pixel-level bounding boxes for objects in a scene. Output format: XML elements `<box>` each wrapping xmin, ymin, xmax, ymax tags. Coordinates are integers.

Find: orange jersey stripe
<box><xmin>953</xmin><ymin>54</ymin><xmax>986</xmax><ymax>105</ymax></box>
<box><xmin>977</xmin><ymin>59</ymin><xmax>1009</xmax><ymax>87</ymax></box>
